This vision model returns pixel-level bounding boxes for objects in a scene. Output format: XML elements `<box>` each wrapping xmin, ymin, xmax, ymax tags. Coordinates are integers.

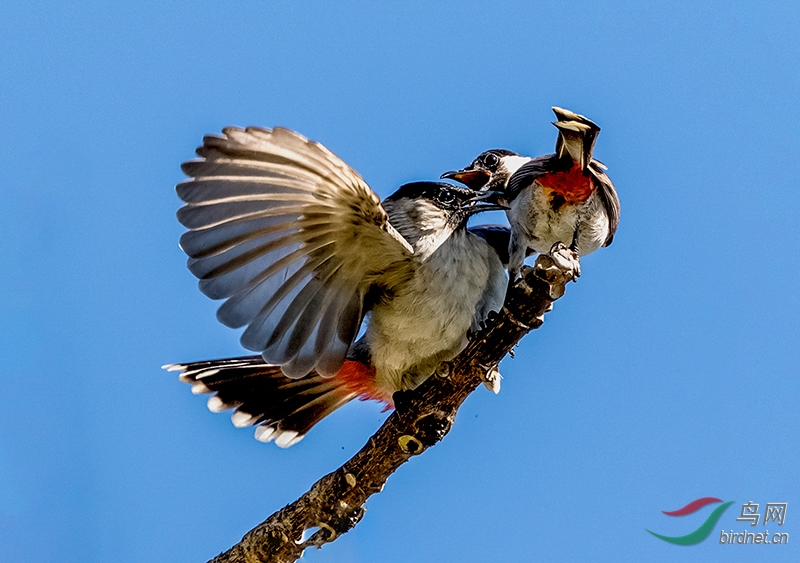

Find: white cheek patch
<box><xmin>502</xmin><ymin>155</ymin><xmax>533</xmax><ymax>177</ymax></box>
<box><xmin>414</xmin><ymin>201</ymin><xmax>449</xmax><ymax>232</ymax></box>
<box><xmin>412</xmin><ymin>201</ymin><xmax>456</xmax><ymax>258</ymax></box>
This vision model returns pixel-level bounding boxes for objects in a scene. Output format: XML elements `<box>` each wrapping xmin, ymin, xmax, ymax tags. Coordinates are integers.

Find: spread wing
<box><xmin>176</xmin><ymin>126</ymin><xmax>414</xmax><ymax>378</ymax></box>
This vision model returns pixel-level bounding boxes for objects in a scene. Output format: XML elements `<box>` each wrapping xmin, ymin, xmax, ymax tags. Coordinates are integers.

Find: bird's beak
<box><xmin>441</xmin><ymin>168</ymin><xmax>491</xmax><ymax>190</ymax></box>
<box><xmin>464</xmin><ymin>190</ymin><xmax>509</xmax><ymax>213</ymax></box>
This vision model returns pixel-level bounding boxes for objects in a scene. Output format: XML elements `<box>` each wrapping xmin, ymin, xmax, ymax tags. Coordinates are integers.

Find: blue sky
<box><xmin>2</xmin><ymin>2</ymin><xmax>798</xmax><ymax>561</ymax></box>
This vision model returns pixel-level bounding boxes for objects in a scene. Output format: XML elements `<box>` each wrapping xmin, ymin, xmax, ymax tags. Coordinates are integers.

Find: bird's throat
<box><xmin>540</xmin><ymin>163</ymin><xmax>594</xmax><ymax>206</ymax></box>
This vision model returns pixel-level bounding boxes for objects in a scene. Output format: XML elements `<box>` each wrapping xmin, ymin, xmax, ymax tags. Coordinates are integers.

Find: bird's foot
<box><xmin>528</xmin><ymin>243</ymin><xmax>581</xmax><ymax>300</ymax></box>
<box><xmin>548</xmin><ymin>242</ymin><xmax>581</xmax><ymax>280</ymax></box>
<box><xmin>468</xmin><ymin>309</ymin><xmax>502</xmax><ymax>340</ymax></box>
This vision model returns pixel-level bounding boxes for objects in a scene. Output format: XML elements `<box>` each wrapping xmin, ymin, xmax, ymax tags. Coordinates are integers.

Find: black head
<box><xmin>441</xmin><ymin>149</ymin><xmax>524</xmax><ymax>191</ymax></box>
<box><xmin>384</xmin><ymin>181</ymin><xmax>504</xmax><ymax>231</ymax></box>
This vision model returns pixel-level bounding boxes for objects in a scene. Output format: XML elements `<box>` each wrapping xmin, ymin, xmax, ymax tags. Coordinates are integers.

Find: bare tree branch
<box><xmin>209</xmin><ymin>250</ymin><xmax>580</xmax><ymax>563</ymax></box>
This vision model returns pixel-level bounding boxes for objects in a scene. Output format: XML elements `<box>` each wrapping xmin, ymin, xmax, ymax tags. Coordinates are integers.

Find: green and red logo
<box><xmin>647</xmin><ymin>497</ymin><xmax>734</xmax><ymax>545</ymax></box>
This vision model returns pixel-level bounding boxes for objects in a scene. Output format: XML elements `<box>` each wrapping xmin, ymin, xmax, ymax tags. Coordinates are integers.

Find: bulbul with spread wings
<box><xmin>165</xmin><ymin>127</ymin><xmax>509</xmax><ymax>447</ymax></box>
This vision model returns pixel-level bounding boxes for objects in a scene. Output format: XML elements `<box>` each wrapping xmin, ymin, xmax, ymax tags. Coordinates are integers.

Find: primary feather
<box><xmin>177</xmin><ymin>127</ymin><xmax>415</xmax><ymax>377</ymax></box>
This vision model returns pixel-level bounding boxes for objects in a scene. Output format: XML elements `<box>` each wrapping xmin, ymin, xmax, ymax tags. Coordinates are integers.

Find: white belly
<box><xmin>509</xmin><ymin>185</ymin><xmax>609</xmax><ymax>256</ymax></box>
<box><xmin>367</xmin><ymin>233</ymin><xmax>505</xmax><ymax>392</ymax></box>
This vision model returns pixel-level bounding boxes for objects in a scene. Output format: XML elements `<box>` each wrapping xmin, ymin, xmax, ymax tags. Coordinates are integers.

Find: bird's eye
<box><xmin>438</xmin><ymin>189</ymin><xmax>456</xmax><ymax>204</ymax></box>
<box><xmin>481</xmin><ymin>153</ymin><xmax>500</xmax><ymax>168</ymax></box>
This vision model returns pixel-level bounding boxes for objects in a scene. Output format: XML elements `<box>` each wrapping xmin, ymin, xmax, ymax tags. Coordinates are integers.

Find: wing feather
<box><xmin>216</xmin><ymin>251</ymin><xmax>337</xmax><ymax>328</ymax></box>
<box><xmin>177</xmin><ymin>126</ymin><xmax>413</xmax><ymax>377</ymax></box>
<box><xmin>505</xmin><ymin>154</ymin><xmax>564</xmax><ymax>199</ymax></box>
<box><xmin>589</xmin><ymin>162</ymin><xmax>620</xmax><ymax>246</ymax></box>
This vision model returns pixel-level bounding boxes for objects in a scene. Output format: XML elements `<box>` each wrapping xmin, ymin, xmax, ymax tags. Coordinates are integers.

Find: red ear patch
<box><xmin>539</xmin><ymin>163</ymin><xmax>594</xmax><ymax>204</ymax></box>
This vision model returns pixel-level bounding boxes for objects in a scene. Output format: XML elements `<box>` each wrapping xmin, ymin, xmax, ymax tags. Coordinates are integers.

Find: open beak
<box><xmin>441</xmin><ymin>168</ymin><xmax>491</xmax><ymax>190</ymax></box>
<box><xmin>464</xmin><ymin>190</ymin><xmax>509</xmax><ymax>213</ymax></box>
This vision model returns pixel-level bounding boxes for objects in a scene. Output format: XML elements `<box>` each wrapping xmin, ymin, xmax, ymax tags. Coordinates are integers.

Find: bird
<box><xmin>443</xmin><ymin>107</ymin><xmax>620</xmax><ymax>278</ymax></box>
<box><xmin>164</xmin><ymin>126</ymin><xmax>509</xmax><ymax>447</ymax></box>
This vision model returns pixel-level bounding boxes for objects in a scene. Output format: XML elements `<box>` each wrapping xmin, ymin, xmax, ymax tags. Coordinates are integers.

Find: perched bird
<box><xmin>444</xmin><ymin>107</ymin><xmax>620</xmax><ymax>278</ymax></box>
<box><xmin>165</xmin><ymin>127</ymin><xmax>509</xmax><ymax>447</ymax></box>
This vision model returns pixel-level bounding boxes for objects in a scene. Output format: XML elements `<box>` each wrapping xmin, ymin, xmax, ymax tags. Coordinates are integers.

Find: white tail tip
<box><xmin>206</xmin><ymin>396</ymin><xmax>229</xmax><ymax>413</ymax></box>
<box><xmin>254</xmin><ymin>426</ymin><xmax>275</xmax><ymax>443</ymax></box>
<box><xmin>275</xmin><ymin>430</ymin><xmax>303</xmax><ymax>448</ymax></box>
<box><xmin>231</xmin><ymin>411</ymin><xmax>257</xmax><ymax>428</ymax></box>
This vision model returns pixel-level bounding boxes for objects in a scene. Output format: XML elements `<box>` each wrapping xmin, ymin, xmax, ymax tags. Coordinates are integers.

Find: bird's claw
<box><xmin>548</xmin><ymin>242</ymin><xmax>581</xmax><ymax>280</ymax></box>
<box><xmin>469</xmin><ymin>309</ymin><xmax>501</xmax><ymax>340</ymax></box>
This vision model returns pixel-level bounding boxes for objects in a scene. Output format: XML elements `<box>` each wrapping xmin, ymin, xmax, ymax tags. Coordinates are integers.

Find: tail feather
<box><xmin>551</xmin><ymin>106</ymin><xmax>600</xmax><ymax>171</ymax></box>
<box><xmin>164</xmin><ymin>355</ymin><xmax>387</xmax><ymax>447</ymax></box>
